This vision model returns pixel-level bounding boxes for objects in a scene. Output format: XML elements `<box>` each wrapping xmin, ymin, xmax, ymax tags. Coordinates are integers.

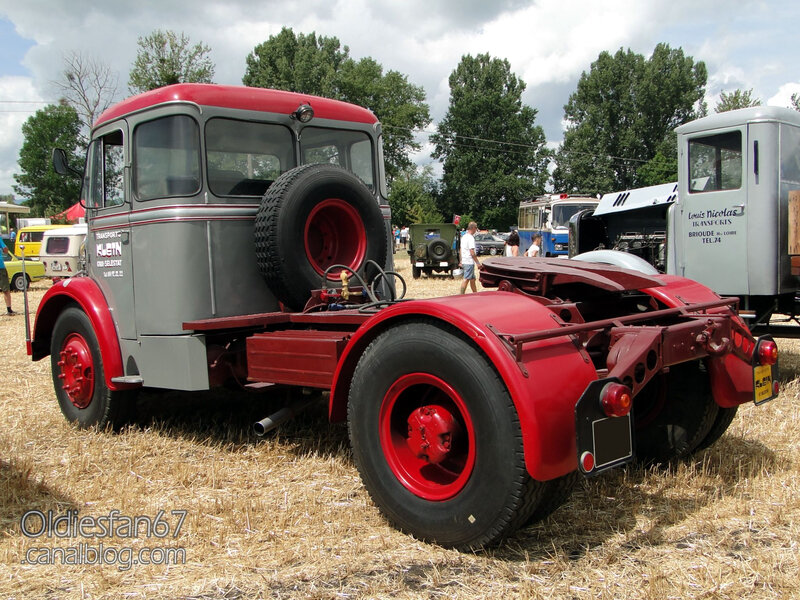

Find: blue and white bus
<box><xmin>518</xmin><ymin>194</ymin><xmax>599</xmax><ymax>256</ymax></box>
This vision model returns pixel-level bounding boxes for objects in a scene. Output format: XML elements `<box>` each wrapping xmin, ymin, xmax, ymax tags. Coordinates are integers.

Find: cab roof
<box><xmin>94</xmin><ymin>84</ymin><xmax>379</xmax><ymax>129</ymax></box>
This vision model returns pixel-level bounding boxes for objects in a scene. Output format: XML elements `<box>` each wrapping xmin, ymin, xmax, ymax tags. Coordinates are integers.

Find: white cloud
<box><xmin>1</xmin><ymin>0</ymin><xmax>800</xmax><ymax>196</ymax></box>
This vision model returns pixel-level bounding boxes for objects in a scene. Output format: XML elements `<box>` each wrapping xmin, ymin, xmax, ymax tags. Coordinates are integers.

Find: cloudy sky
<box><xmin>1</xmin><ymin>0</ymin><xmax>798</xmax><ymax>199</ymax></box>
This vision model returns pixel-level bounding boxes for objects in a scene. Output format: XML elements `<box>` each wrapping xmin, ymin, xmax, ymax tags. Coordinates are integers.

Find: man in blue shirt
<box><xmin>0</xmin><ymin>238</ymin><xmax>15</xmax><ymax>314</ymax></box>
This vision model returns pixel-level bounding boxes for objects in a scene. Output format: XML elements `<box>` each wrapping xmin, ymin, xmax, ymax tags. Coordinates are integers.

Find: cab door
<box><xmin>85</xmin><ymin>122</ymin><xmax>137</xmax><ymax>340</ymax></box>
<box><xmin>678</xmin><ymin>126</ymin><xmax>749</xmax><ymax>296</ymax></box>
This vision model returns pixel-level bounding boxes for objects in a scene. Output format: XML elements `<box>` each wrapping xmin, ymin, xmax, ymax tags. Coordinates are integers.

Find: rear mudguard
<box><xmin>642</xmin><ymin>275</ymin><xmax>755</xmax><ymax>407</ymax></box>
<box><xmin>329</xmin><ymin>291</ymin><xmax>598</xmax><ymax>482</ymax></box>
<box><xmin>31</xmin><ymin>277</ymin><xmax>131</xmax><ymax>391</ymax></box>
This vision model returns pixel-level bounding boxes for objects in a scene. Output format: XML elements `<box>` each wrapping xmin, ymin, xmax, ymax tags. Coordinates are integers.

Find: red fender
<box><xmin>31</xmin><ymin>277</ymin><xmax>132</xmax><ymax>391</ymax></box>
<box><xmin>642</xmin><ymin>274</ymin><xmax>754</xmax><ymax>407</ymax></box>
<box><xmin>330</xmin><ymin>291</ymin><xmax>598</xmax><ymax>481</ymax></box>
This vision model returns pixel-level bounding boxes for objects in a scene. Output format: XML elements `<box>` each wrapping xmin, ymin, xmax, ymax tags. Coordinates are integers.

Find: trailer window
<box><xmin>134</xmin><ymin>116</ymin><xmax>201</xmax><ymax>201</ymax></box>
<box><xmin>688</xmin><ymin>131</ymin><xmax>742</xmax><ymax>193</ymax></box>
<box><xmin>88</xmin><ymin>130</ymin><xmax>124</xmax><ymax>208</ymax></box>
<box><xmin>300</xmin><ymin>127</ymin><xmax>374</xmax><ymax>189</ymax></box>
<box><xmin>206</xmin><ymin>118</ymin><xmax>294</xmax><ymax>197</ymax></box>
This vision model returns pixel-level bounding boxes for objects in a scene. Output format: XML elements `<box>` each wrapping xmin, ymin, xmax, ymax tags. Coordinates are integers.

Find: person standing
<box><xmin>526</xmin><ymin>234</ymin><xmax>542</xmax><ymax>257</ymax></box>
<box><xmin>504</xmin><ymin>230</ymin><xmax>520</xmax><ymax>257</ymax></box>
<box><xmin>0</xmin><ymin>238</ymin><xmax>15</xmax><ymax>315</ymax></box>
<box><xmin>459</xmin><ymin>221</ymin><xmax>482</xmax><ymax>294</ymax></box>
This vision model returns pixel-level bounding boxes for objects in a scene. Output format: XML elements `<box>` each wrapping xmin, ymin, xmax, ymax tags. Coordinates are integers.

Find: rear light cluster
<box><xmin>600</xmin><ymin>382</ymin><xmax>632</xmax><ymax>418</ymax></box>
<box><xmin>757</xmin><ymin>340</ymin><xmax>778</xmax><ymax>366</ymax></box>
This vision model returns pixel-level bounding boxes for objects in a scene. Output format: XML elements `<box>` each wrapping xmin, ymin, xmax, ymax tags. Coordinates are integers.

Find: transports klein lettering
<box><xmin>22</xmin><ymin>543</ymin><xmax>186</xmax><ymax>572</ymax></box>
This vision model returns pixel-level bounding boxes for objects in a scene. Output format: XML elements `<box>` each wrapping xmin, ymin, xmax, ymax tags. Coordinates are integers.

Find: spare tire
<box><xmin>254</xmin><ymin>164</ymin><xmax>387</xmax><ymax>310</ymax></box>
<box><xmin>428</xmin><ymin>238</ymin><xmax>449</xmax><ymax>261</ymax></box>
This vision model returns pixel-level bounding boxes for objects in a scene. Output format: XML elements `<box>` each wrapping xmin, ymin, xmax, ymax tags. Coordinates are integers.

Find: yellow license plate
<box><xmin>753</xmin><ymin>364</ymin><xmax>775</xmax><ymax>404</ymax></box>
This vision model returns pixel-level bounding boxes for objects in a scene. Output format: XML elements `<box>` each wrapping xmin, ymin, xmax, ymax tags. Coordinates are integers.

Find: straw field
<box><xmin>1</xmin><ymin>257</ymin><xmax>799</xmax><ymax>599</ymax></box>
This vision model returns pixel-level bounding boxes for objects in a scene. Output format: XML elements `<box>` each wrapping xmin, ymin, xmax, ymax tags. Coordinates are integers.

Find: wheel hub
<box><xmin>406</xmin><ymin>405</ymin><xmax>459</xmax><ymax>465</ymax></box>
<box><xmin>57</xmin><ymin>334</ymin><xmax>94</xmax><ymax>409</ymax></box>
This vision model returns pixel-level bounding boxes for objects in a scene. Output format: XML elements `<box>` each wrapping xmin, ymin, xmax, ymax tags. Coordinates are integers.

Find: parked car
<box><xmin>474</xmin><ymin>232</ymin><xmax>506</xmax><ymax>256</ymax></box>
<box><xmin>39</xmin><ymin>224</ymin><xmax>88</xmax><ymax>278</ymax></box>
<box><xmin>408</xmin><ymin>223</ymin><xmax>459</xmax><ymax>278</ymax></box>
<box><xmin>4</xmin><ymin>251</ymin><xmax>46</xmax><ymax>291</ymax></box>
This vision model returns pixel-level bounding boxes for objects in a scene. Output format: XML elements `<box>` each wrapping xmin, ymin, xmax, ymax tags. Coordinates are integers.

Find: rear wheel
<box><xmin>50</xmin><ymin>307</ymin><xmax>135</xmax><ymax>429</ymax></box>
<box><xmin>633</xmin><ymin>361</ymin><xmax>718</xmax><ymax>464</ymax></box>
<box><xmin>11</xmin><ymin>273</ymin><xmax>28</xmax><ymax>291</ymax></box>
<box><xmin>348</xmin><ymin>320</ymin><xmax>544</xmax><ymax>549</ymax></box>
<box><xmin>695</xmin><ymin>406</ymin><xmax>738</xmax><ymax>451</ymax></box>
<box><xmin>411</xmin><ymin>265</ymin><xmax>421</xmax><ymax>279</ymax></box>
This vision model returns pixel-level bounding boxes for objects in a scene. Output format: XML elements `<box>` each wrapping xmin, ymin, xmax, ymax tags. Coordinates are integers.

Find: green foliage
<box><xmin>431</xmin><ymin>53</ymin><xmax>550</xmax><ymax>231</ymax></box>
<box><xmin>129</xmin><ymin>30</ymin><xmax>215</xmax><ymax>94</ymax></box>
<box><xmin>389</xmin><ymin>167</ymin><xmax>441</xmax><ymax>225</ymax></box>
<box><xmin>13</xmin><ymin>104</ymin><xmax>83</xmax><ymax>216</ymax></box>
<box><xmin>715</xmin><ymin>88</ymin><xmax>761</xmax><ymax>113</ymax></box>
<box><xmin>553</xmin><ymin>43</ymin><xmax>706</xmax><ymax>195</ymax></box>
<box><xmin>242</xmin><ymin>27</ymin><xmax>430</xmax><ymax>181</ymax></box>
<box><xmin>791</xmin><ymin>93</ymin><xmax>800</xmax><ymax>112</ymax></box>
<box><xmin>243</xmin><ymin>28</ymin><xmax>347</xmax><ymax>97</ymax></box>
<box><xmin>636</xmin><ymin>133</ymin><xmax>678</xmax><ymax>186</ymax></box>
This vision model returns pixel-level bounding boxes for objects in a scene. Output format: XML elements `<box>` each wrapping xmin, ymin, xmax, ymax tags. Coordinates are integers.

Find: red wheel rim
<box><xmin>304</xmin><ymin>198</ymin><xmax>367</xmax><ymax>280</ymax></box>
<box><xmin>379</xmin><ymin>373</ymin><xmax>476</xmax><ymax>501</ymax></box>
<box><xmin>56</xmin><ymin>333</ymin><xmax>95</xmax><ymax>409</ymax></box>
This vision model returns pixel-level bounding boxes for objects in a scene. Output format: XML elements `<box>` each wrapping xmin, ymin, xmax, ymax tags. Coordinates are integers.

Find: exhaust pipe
<box><xmin>253</xmin><ymin>395</ymin><xmax>317</xmax><ymax>436</ymax></box>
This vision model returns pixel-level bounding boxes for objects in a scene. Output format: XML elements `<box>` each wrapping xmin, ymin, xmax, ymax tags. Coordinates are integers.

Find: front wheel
<box><xmin>347</xmin><ymin>320</ymin><xmax>544</xmax><ymax>549</ymax></box>
<box><xmin>50</xmin><ymin>307</ymin><xmax>135</xmax><ymax>429</ymax></box>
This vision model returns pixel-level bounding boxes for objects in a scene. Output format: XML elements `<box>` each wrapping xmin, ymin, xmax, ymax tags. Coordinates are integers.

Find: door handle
<box><xmin>733</xmin><ymin>204</ymin><xmax>745</xmax><ymax>216</ymax></box>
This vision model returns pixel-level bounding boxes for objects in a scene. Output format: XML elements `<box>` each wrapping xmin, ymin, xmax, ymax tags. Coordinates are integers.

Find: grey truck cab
<box><xmin>571</xmin><ymin>106</ymin><xmax>800</xmax><ymax>330</ymax></box>
<box><xmin>41</xmin><ymin>84</ymin><xmax>392</xmax><ymax>393</ymax></box>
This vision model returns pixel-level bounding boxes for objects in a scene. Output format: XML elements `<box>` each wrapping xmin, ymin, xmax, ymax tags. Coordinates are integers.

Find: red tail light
<box><xmin>757</xmin><ymin>340</ymin><xmax>778</xmax><ymax>366</ymax></box>
<box><xmin>600</xmin><ymin>382</ymin><xmax>633</xmax><ymax>417</ymax></box>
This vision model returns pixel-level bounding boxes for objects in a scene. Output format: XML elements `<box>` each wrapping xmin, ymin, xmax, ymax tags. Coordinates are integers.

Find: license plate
<box><xmin>415</xmin><ymin>262</ymin><xmax>424</xmax><ymax>267</ymax></box>
<box><xmin>753</xmin><ymin>364</ymin><xmax>777</xmax><ymax>404</ymax></box>
<box><xmin>51</xmin><ymin>262</ymin><xmax>62</xmax><ymax>271</ymax></box>
<box><xmin>439</xmin><ymin>261</ymin><xmax>449</xmax><ymax>267</ymax></box>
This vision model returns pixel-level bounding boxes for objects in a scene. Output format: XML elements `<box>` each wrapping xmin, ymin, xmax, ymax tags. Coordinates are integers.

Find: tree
<box><xmin>243</xmin><ymin>28</ymin><xmax>347</xmax><ymax>98</ymax></box>
<box><xmin>243</xmin><ymin>27</ymin><xmax>430</xmax><ymax>180</ymax></box>
<box><xmin>791</xmin><ymin>93</ymin><xmax>800</xmax><ymax>112</ymax></box>
<box><xmin>388</xmin><ymin>166</ymin><xmax>440</xmax><ymax>225</ymax></box>
<box><xmin>552</xmin><ymin>44</ymin><xmax>707</xmax><ymax>194</ymax></box>
<box><xmin>715</xmin><ymin>88</ymin><xmax>761</xmax><ymax>113</ymax></box>
<box><xmin>52</xmin><ymin>51</ymin><xmax>119</xmax><ymax>138</ymax></box>
<box><xmin>129</xmin><ymin>30</ymin><xmax>215</xmax><ymax>94</ymax></box>
<box><xmin>13</xmin><ymin>104</ymin><xmax>83</xmax><ymax>216</ymax></box>
<box><xmin>430</xmin><ymin>53</ymin><xmax>550</xmax><ymax>229</ymax></box>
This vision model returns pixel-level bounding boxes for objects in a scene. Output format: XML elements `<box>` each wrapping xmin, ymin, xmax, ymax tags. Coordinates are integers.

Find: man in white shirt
<box><xmin>526</xmin><ymin>234</ymin><xmax>542</xmax><ymax>257</ymax></box>
<box><xmin>459</xmin><ymin>221</ymin><xmax>482</xmax><ymax>294</ymax></box>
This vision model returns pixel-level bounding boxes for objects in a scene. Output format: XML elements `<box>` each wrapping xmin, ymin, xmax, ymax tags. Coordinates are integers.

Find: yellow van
<box><xmin>15</xmin><ymin>225</ymin><xmax>63</xmax><ymax>259</ymax></box>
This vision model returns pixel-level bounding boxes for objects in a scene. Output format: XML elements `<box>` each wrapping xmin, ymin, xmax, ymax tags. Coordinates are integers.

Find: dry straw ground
<box><xmin>1</xmin><ymin>258</ymin><xmax>799</xmax><ymax>599</ymax></box>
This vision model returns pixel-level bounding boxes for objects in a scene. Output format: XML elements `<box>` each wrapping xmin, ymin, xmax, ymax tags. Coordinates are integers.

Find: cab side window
<box><xmin>688</xmin><ymin>131</ymin><xmax>742</xmax><ymax>193</ymax></box>
<box><xmin>135</xmin><ymin>115</ymin><xmax>201</xmax><ymax>201</ymax></box>
<box><xmin>89</xmin><ymin>130</ymin><xmax>125</xmax><ymax>208</ymax></box>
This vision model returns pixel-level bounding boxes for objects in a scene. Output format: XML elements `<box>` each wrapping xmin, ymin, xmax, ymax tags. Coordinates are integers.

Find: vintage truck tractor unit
<box><xmin>570</xmin><ymin>106</ymin><xmax>800</xmax><ymax>335</ymax></box>
<box><xmin>29</xmin><ymin>85</ymin><xmax>781</xmax><ymax>550</ymax></box>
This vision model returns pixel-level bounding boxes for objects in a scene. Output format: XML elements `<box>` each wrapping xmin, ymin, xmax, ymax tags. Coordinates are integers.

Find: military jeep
<box><xmin>408</xmin><ymin>223</ymin><xmax>459</xmax><ymax>278</ymax></box>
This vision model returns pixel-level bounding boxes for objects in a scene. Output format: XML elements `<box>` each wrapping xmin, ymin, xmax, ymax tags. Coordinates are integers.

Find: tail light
<box><xmin>757</xmin><ymin>340</ymin><xmax>778</xmax><ymax>366</ymax></box>
<box><xmin>600</xmin><ymin>382</ymin><xmax>632</xmax><ymax>417</ymax></box>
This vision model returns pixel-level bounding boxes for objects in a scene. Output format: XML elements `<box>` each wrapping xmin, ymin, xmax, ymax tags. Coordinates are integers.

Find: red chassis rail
<box><xmin>184</xmin><ymin>258</ymin><xmax>762</xmax><ymax>481</ymax></box>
